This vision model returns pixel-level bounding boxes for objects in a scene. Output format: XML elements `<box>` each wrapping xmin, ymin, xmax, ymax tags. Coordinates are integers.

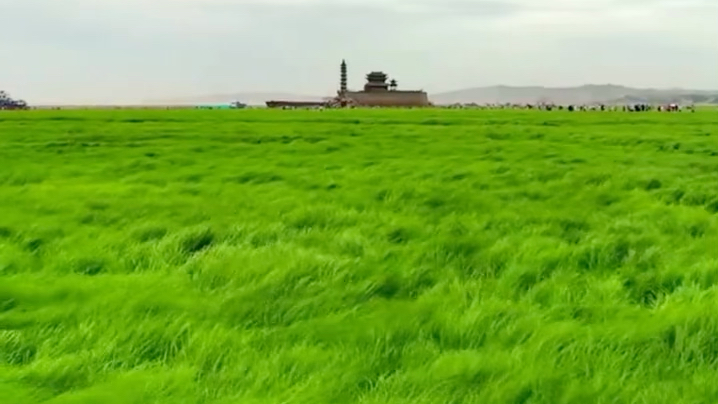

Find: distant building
<box><xmin>265</xmin><ymin>60</ymin><xmax>431</xmax><ymax>108</ymax></box>
<box><xmin>339</xmin><ymin>61</ymin><xmax>430</xmax><ymax>107</ymax></box>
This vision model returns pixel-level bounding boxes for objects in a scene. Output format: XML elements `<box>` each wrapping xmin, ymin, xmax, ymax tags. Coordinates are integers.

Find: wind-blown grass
<box><xmin>1</xmin><ymin>109</ymin><xmax>718</xmax><ymax>403</ymax></box>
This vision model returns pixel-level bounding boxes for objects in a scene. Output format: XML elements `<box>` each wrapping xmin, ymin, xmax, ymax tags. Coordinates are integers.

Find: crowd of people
<box><xmin>441</xmin><ymin>102</ymin><xmax>695</xmax><ymax>112</ymax></box>
<box><xmin>268</xmin><ymin>102</ymin><xmax>697</xmax><ymax>112</ymax></box>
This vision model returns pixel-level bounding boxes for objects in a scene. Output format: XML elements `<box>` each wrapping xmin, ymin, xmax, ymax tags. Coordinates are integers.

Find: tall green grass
<box><xmin>1</xmin><ymin>109</ymin><xmax>718</xmax><ymax>403</ymax></box>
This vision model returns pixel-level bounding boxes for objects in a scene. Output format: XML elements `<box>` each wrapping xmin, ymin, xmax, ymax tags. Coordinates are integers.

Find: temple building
<box><xmin>339</xmin><ymin>60</ymin><xmax>430</xmax><ymax>107</ymax></box>
<box><xmin>265</xmin><ymin>60</ymin><xmax>430</xmax><ymax>108</ymax></box>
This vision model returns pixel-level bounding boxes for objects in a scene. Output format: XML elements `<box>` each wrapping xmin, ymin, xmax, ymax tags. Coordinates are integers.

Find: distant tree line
<box><xmin>0</xmin><ymin>91</ymin><xmax>28</xmax><ymax>110</ymax></box>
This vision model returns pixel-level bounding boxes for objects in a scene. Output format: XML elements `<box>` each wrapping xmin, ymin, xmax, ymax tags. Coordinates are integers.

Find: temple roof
<box><xmin>366</xmin><ymin>71</ymin><xmax>388</xmax><ymax>83</ymax></box>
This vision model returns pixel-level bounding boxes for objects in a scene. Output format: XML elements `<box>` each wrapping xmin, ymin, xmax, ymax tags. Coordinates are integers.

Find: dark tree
<box><xmin>0</xmin><ymin>91</ymin><xmax>28</xmax><ymax>110</ymax></box>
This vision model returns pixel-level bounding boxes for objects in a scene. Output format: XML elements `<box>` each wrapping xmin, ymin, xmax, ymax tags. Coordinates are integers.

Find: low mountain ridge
<box><xmin>430</xmin><ymin>85</ymin><xmax>718</xmax><ymax>105</ymax></box>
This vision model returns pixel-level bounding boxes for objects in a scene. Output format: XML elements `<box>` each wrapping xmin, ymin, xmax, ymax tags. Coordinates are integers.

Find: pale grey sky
<box><xmin>1</xmin><ymin>0</ymin><xmax>717</xmax><ymax>104</ymax></box>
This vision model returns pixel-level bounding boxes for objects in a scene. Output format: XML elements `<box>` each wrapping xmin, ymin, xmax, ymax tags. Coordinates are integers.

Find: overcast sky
<box><xmin>1</xmin><ymin>0</ymin><xmax>717</xmax><ymax>104</ymax></box>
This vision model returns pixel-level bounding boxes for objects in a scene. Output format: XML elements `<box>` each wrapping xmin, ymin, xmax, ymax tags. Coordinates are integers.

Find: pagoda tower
<box><xmin>340</xmin><ymin>60</ymin><xmax>348</xmax><ymax>94</ymax></box>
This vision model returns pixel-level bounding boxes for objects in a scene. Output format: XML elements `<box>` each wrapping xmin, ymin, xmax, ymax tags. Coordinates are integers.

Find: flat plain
<box><xmin>1</xmin><ymin>109</ymin><xmax>718</xmax><ymax>403</ymax></box>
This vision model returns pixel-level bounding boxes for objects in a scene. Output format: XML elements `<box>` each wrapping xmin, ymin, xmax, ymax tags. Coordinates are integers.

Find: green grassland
<box><xmin>1</xmin><ymin>109</ymin><xmax>718</xmax><ymax>403</ymax></box>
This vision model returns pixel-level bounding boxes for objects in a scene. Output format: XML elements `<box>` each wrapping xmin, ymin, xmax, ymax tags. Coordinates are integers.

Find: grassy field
<box><xmin>1</xmin><ymin>109</ymin><xmax>718</xmax><ymax>403</ymax></box>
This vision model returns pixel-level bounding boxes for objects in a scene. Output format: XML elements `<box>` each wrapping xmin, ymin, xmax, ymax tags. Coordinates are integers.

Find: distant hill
<box><xmin>143</xmin><ymin>93</ymin><xmax>328</xmax><ymax>106</ymax></box>
<box><xmin>431</xmin><ymin>85</ymin><xmax>718</xmax><ymax>105</ymax></box>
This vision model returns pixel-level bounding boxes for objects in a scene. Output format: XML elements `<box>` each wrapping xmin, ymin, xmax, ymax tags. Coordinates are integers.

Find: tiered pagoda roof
<box><xmin>364</xmin><ymin>71</ymin><xmax>389</xmax><ymax>92</ymax></box>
